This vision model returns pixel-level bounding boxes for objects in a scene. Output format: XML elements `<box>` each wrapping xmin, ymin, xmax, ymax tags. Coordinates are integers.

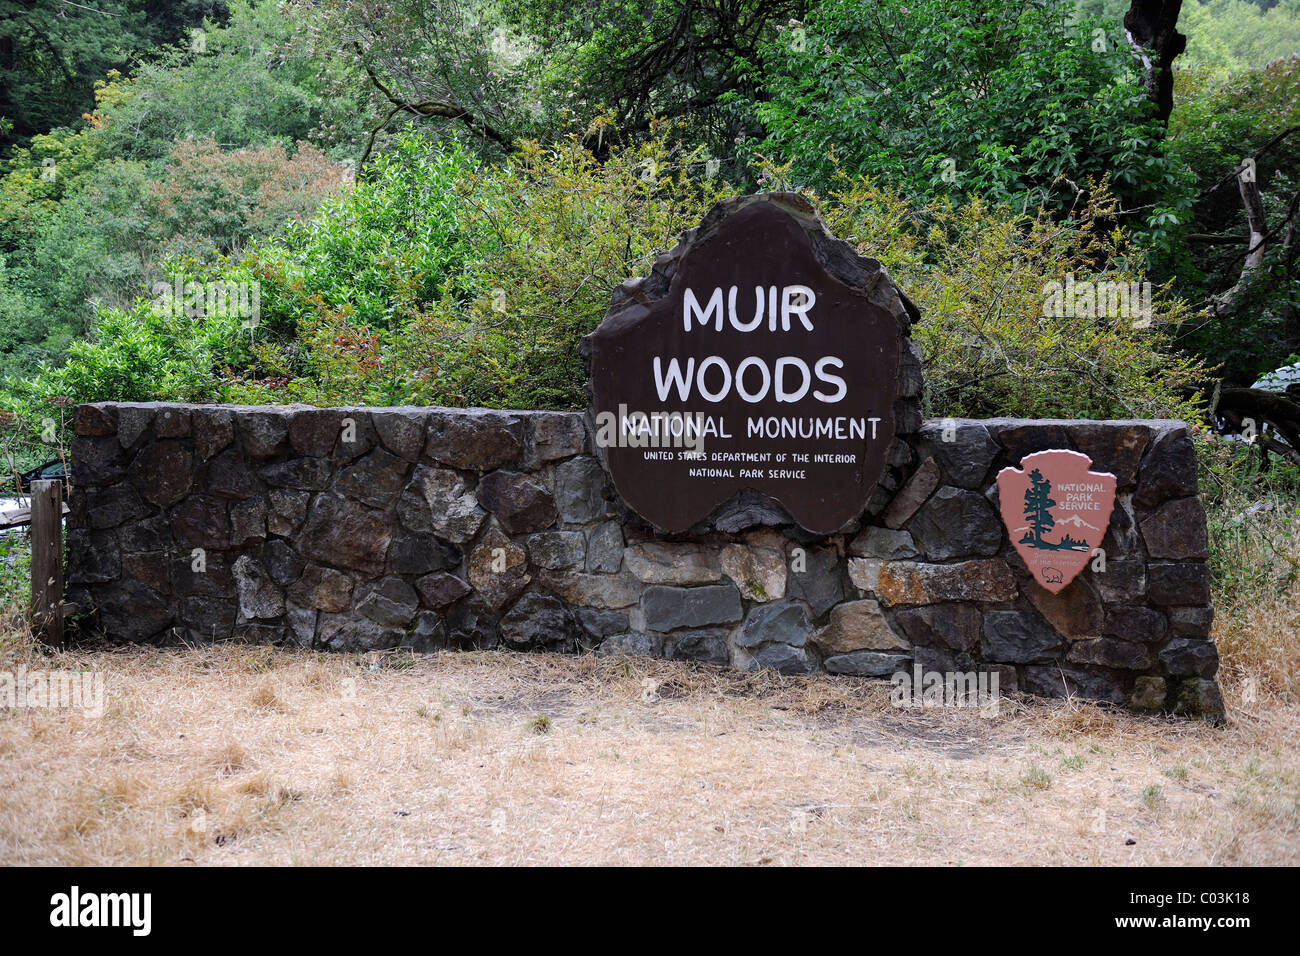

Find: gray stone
<box><xmin>332</xmin><ymin>411</ymin><xmax>378</xmax><ymax>463</ymax></box>
<box><xmin>895</xmin><ymin>603</ymin><xmax>981</xmax><ymax>652</ymax></box>
<box><xmin>426</xmin><ymin>410</ymin><xmax>524</xmax><ymax>470</ymax></box>
<box><xmin>171</xmin><ymin>495</ymin><xmax>231</xmax><ymax>549</ymax></box>
<box><xmin>180</xmin><ymin>595</ymin><xmax>238</xmax><ymax>641</ymax></box>
<box><xmin>230</xmin><ymin>496</ymin><xmax>268</xmax><ymax>547</ymax></box>
<box><xmin>260</xmin><ymin>457</ymin><xmax>334</xmax><ymax>491</ymax></box>
<box><xmin>288</xmin><ymin>408</ymin><xmax>346</xmax><ymax>457</ymax></box>
<box><xmin>72</xmin><ymin>435</ymin><xmax>129</xmax><ymax>486</ymax></box>
<box><xmin>625</xmin><ymin>541</ymin><xmax>719</xmax><ymax>584</ymax></box>
<box><xmin>154</xmin><ymin>405</ymin><xmax>191</xmax><ymax>438</ymax></box>
<box><xmin>670</xmin><ymin>628</ymin><xmax>732</xmax><ymax>666</ymax></box>
<box><xmin>478</xmin><ymin>470</ymin><xmax>558</xmax><ymax>533</ymax></box>
<box><xmin>917</xmin><ymin>420</ymin><xmax>999</xmax><ymax>488</ymax></box>
<box><xmin>984</xmin><ymin>420</ymin><xmax>1070</xmax><ymax>465</ymax></box>
<box><xmin>1094</xmin><ymin>556</ymin><xmax>1147</xmax><ymax>604</ymax></box>
<box><xmin>1070</xmin><ymin>421</ymin><xmax>1152</xmax><ymax>491</ymax></box>
<box><xmin>983</xmin><ymin>610</ymin><xmax>1064</xmax><ymax>663</ymax></box>
<box><xmin>317</xmin><ymin>614</ymin><xmax>403</xmax><ymax>652</ymax></box>
<box><xmin>386</xmin><ymin>531</ymin><xmax>460</xmax><ymax>576</ymax></box>
<box><xmin>96</xmin><ymin>577</ymin><xmax>172</xmax><ymax>640</ymax></box>
<box><xmin>719</xmin><ymin>543</ymin><xmax>786</xmax><ymax>600</ymax></box>
<box><xmin>1148</xmin><ymin>562</ymin><xmax>1211</xmax><ymax>606</ymax></box>
<box><xmin>299</xmin><ymin>495</ymin><xmax>393</xmax><ymax>577</ymax></box>
<box><xmin>555</xmin><ymin>456</ymin><xmax>607</xmax><ymax>523</ymax></box>
<box><xmin>815</xmin><ymin>600</ymin><xmax>908</xmax><ymax>653</ymax></box>
<box><xmin>285</xmin><ymin>605</ymin><xmax>318</xmax><ymax>647</ymax></box>
<box><xmin>355</xmin><ymin>576</ymin><xmax>420</xmax><ymax>627</ymax></box>
<box><xmin>238</xmin><ymin>411</ymin><xmax>290</xmax><ymax>460</ymax></box>
<box><xmin>118</xmin><ymin>514</ymin><xmax>171</xmax><ymax>553</ymax></box>
<box><xmin>525</xmin><ymin>412</ymin><xmax>586</xmax><ymax>467</ymax></box>
<box><xmin>824</xmin><ymin>650</ymin><xmax>911</xmax><ymax>676</ymax></box>
<box><xmin>193</xmin><ymin>407</ymin><xmax>234</xmax><ymax>460</ymax></box>
<box><xmin>1025</xmin><ymin>580</ymin><xmax>1104</xmax><ymax>637</ymax></box>
<box><xmin>169</xmin><ymin>550</ymin><xmax>234</xmax><ymax>598</ymax></box>
<box><xmin>1158</xmin><ymin>638</ymin><xmax>1219</xmax><ymax>677</ymax></box>
<box><xmin>1134</xmin><ymin>431</ymin><xmax>1197</xmax><ymax>508</ymax></box>
<box><xmin>881</xmin><ymin>457</ymin><xmax>940</xmax><ymax>529</ymax></box>
<box><xmin>408</xmin><ymin>611</ymin><xmax>447</xmax><ymax>652</ymax></box>
<box><xmin>335</xmin><ymin>448</ymin><xmax>410</xmax><ymax>507</ymax></box>
<box><xmin>138</xmin><ymin>441</ymin><xmax>193</xmax><ymax>508</ymax></box>
<box><xmin>232</xmin><ymin>555</ymin><xmax>285</xmax><ymax>621</ymax></box>
<box><xmin>263</xmin><ymin>539</ymin><xmax>305</xmax><ymax>585</ymax></box>
<box><xmin>87</xmin><ymin>484</ymin><xmax>149</xmax><ymax>530</ymax></box>
<box><xmin>500</xmin><ymin>592</ymin><xmax>576</xmax><ymax>649</ymax></box>
<box><xmin>709</xmin><ymin>491</ymin><xmax>790</xmax><ymax>533</ymax></box>
<box><xmin>586</xmin><ymin>521</ymin><xmax>624</xmax><ymax>572</ymax></box>
<box><xmin>848</xmin><ymin>526</ymin><xmax>918</xmax><ymax>559</ymax></box>
<box><xmin>204</xmin><ymin>448</ymin><xmax>260</xmax><ymax>499</ymax></box>
<box><xmin>116</xmin><ymin>405</ymin><xmax>154</xmax><ymax>448</ymax></box>
<box><xmin>744</xmin><ymin>642</ymin><xmax>815</xmax><ymax>674</ymax></box>
<box><xmin>1102</xmin><ymin>606</ymin><xmax>1167</xmax><ymax>642</ymax></box>
<box><xmin>642</xmin><ymin>584</ymin><xmax>743</xmax><ymax>631</ymax></box>
<box><xmin>372</xmin><ymin>409</ymin><xmax>426</xmax><ymax>461</ymax></box>
<box><xmin>847</xmin><ymin>557</ymin><xmax>882</xmax><ymax>594</ymax></box>
<box><xmin>526</xmin><ymin>531</ymin><xmax>586</xmax><ymax>570</ymax></box>
<box><xmin>1168</xmin><ymin>606</ymin><xmax>1214</xmax><ymax>638</ymax></box>
<box><xmin>266</xmin><ymin>489</ymin><xmax>309</xmax><ymax>535</ymax></box>
<box><xmin>67</xmin><ymin>529</ymin><xmax>120</xmax><ymax>585</ymax></box>
<box><xmin>536</xmin><ymin>569</ymin><xmax>643</xmax><ymax>609</ymax></box>
<box><xmin>596</xmin><ymin>632</ymin><xmax>661</xmax><ymax>657</ymax></box>
<box><xmin>784</xmin><ymin>546</ymin><xmax>844</xmax><ymax>617</ymax></box>
<box><xmin>1066</xmin><ymin>637</ymin><xmax>1153</xmax><ymax>670</ymax></box>
<box><xmin>737</xmin><ymin>600</ymin><xmax>813</xmax><ymax>649</ymax></box>
<box><xmin>446</xmin><ymin>597</ymin><xmax>500</xmax><ymax>649</ymax></box>
<box><xmin>122</xmin><ymin>552</ymin><xmax>169</xmax><ymax>593</ymax></box>
<box><xmin>415</xmin><ymin>571</ymin><xmax>472</xmax><ymax>609</ymax></box>
<box><xmin>409</xmin><ymin>467</ymin><xmax>486</xmax><ymax>543</ymax></box>
<box><xmin>1139</xmin><ymin>497</ymin><xmax>1209</xmax><ymax>560</ymax></box>
<box><xmin>1023</xmin><ymin>665</ymin><xmax>1127</xmax><ymax>705</ymax></box>
<box><xmin>285</xmin><ymin>568</ymin><xmax>353</xmax><ymax>619</ymax></box>
<box><xmin>908</xmin><ymin>486</ymin><xmax>1003</xmax><ymax>559</ymax></box>
<box><xmin>576</xmin><ymin>608</ymin><xmax>629</xmax><ymax>639</ymax></box>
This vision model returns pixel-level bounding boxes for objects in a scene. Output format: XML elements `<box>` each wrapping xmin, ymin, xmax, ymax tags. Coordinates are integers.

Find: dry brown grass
<box><xmin>1</xmin><ymin>615</ymin><xmax>1296</xmax><ymax>865</ymax></box>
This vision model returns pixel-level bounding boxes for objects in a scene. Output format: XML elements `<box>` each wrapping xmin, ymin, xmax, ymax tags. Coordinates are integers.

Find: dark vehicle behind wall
<box><xmin>16</xmin><ymin>460</ymin><xmax>67</xmax><ymax>493</ymax></box>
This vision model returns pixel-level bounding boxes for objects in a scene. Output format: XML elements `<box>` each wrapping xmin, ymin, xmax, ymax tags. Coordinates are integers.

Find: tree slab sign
<box><xmin>583</xmin><ymin>193</ymin><xmax>920</xmax><ymax>534</ymax></box>
<box><xmin>997</xmin><ymin>449</ymin><xmax>1117</xmax><ymax>593</ymax></box>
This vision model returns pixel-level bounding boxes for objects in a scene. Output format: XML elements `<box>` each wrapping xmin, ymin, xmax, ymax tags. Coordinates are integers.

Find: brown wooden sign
<box><xmin>996</xmin><ymin>449</ymin><xmax>1117</xmax><ymax>593</ymax></box>
<box><xmin>585</xmin><ymin>194</ymin><xmax>909</xmax><ymax>534</ymax></box>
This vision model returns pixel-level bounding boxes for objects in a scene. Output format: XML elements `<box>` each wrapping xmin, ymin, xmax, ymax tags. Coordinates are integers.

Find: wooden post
<box><xmin>30</xmin><ymin>478</ymin><xmax>64</xmax><ymax>648</ymax></box>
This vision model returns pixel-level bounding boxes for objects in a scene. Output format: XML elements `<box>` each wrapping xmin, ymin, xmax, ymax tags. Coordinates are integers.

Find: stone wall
<box><xmin>67</xmin><ymin>403</ymin><xmax>1222</xmax><ymax>719</ymax></box>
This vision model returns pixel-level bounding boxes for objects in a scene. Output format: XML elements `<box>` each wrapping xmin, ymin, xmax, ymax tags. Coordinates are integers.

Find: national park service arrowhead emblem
<box><xmin>996</xmin><ymin>450</ymin><xmax>1116</xmax><ymax>594</ymax></box>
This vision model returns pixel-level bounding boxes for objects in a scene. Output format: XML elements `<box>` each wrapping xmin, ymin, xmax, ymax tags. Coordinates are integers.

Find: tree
<box><xmin>746</xmin><ymin>0</ymin><xmax>1184</xmax><ymax>219</ymax></box>
<box><xmin>1024</xmin><ymin>469</ymin><xmax>1057</xmax><ymax>547</ymax></box>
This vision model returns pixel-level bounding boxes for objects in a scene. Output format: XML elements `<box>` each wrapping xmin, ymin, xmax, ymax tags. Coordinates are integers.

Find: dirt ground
<box><xmin>0</xmin><ymin>641</ymin><xmax>1294</xmax><ymax>866</ymax></box>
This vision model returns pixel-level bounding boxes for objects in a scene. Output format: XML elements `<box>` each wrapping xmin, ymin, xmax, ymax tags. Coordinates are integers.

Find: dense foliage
<box><xmin>0</xmin><ymin>0</ymin><xmax>1297</xmax><ymax>476</ymax></box>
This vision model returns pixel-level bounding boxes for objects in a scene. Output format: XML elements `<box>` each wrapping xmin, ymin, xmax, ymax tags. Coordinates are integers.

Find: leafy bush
<box><xmin>8</xmin><ymin>123</ymin><xmax>1210</xmax><ymax>429</ymax></box>
<box><xmin>746</xmin><ymin>0</ymin><xmax>1187</xmax><ymax>228</ymax></box>
<box><xmin>818</xmin><ymin>173</ymin><xmax>1208</xmax><ymax>420</ymax></box>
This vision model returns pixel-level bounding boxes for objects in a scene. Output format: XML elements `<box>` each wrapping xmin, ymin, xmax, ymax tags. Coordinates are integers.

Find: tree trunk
<box><xmin>1124</xmin><ymin>1</ymin><xmax>1187</xmax><ymax>125</ymax></box>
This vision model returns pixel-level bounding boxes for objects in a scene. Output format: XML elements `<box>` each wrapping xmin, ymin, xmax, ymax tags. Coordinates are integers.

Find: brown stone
<box><xmin>813</xmin><ymin>599</ymin><xmax>907</xmax><ymax>653</ymax></box>
<box><xmin>877</xmin><ymin>559</ymin><xmax>1017</xmax><ymax>605</ymax></box>
<box><xmin>1025</xmin><ymin>577</ymin><xmax>1103</xmax><ymax>636</ymax></box>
